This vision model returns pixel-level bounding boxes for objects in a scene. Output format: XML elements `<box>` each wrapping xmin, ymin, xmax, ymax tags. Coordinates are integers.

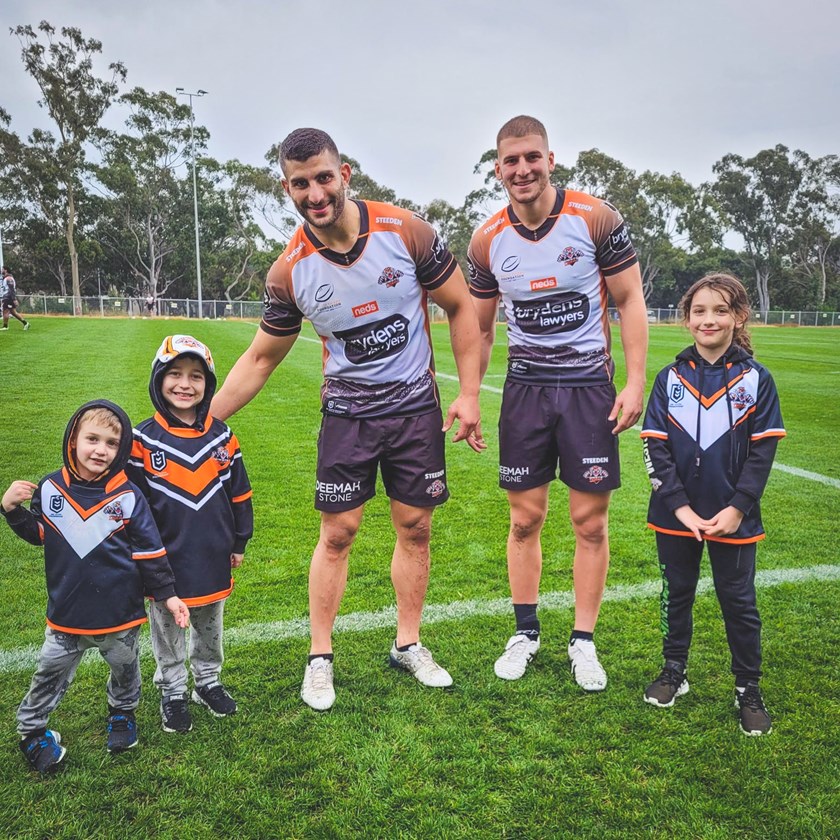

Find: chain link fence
<box><xmin>10</xmin><ymin>295</ymin><xmax>840</xmax><ymax>326</ymax></box>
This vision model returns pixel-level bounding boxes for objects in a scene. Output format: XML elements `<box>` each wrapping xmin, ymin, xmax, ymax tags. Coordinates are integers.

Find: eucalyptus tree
<box><xmin>12</xmin><ymin>21</ymin><xmax>126</xmax><ymax>313</ymax></box>
<box><xmin>94</xmin><ymin>87</ymin><xmax>197</xmax><ymax>298</ymax></box>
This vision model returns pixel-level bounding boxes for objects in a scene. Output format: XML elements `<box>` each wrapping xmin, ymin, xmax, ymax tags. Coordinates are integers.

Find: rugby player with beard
<box><xmin>212</xmin><ymin>128</ymin><xmax>482</xmax><ymax>711</ymax></box>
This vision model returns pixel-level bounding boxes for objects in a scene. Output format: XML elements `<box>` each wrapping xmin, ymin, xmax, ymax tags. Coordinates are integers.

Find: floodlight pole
<box><xmin>176</xmin><ymin>87</ymin><xmax>208</xmax><ymax>318</ymax></box>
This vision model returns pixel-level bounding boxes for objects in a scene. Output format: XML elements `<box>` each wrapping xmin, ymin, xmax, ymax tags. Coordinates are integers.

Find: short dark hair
<box><xmin>496</xmin><ymin>115</ymin><xmax>548</xmax><ymax>149</ymax></box>
<box><xmin>279</xmin><ymin>128</ymin><xmax>340</xmax><ymax>175</ymax></box>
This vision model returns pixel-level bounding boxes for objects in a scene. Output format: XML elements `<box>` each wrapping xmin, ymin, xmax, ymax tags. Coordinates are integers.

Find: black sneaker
<box><xmin>736</xmin><ymin>683</ymin><xmax>772</xmax><ymax>736</ymax></box>
<box><xmin>161</xmin><ymin>693</ymin><xmax>193</xmax><ymax>733</ymax></box>
<box><xmin>192</xmin><ymin>683</ymin><xmax>237</xmax><ymax>717</ymax></box>
<box><xmin>644</xmin><ymin>661</ymin><xmax>689</xmax><ymax>708</ymax></box>
<box><xmin>106</xmin><ymin>709</ymin><xmax>138</xmax><ymax>753</ymax></box>
<box><xmin>20</xmin><ymin>729</ymin><xmax>66</xmax><ymax>772</ymax></box>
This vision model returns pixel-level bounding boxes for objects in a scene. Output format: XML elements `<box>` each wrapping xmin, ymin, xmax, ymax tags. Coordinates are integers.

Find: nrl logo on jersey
<box><xmin>670</xmin><ymin>383</ymin><xmax>685</xmax><ymax>404</ymax></box>
<box><xmin>378</xmin><ymin>267</ymin><xmax>403</xmax><ymax>288</ymax></box>
<box><xmin>49</xmin><ymin>495</ymin><xmax>65</xmax><ymax>514</ymax></box>
<box><xmin>151</xmin><ymin>451</ymin><xmax>167</xmax><ymax>472</ymax></box>
<box><xmin>729</xmin><ymin>385</ymin><xmax>755</xmax><ymax>411</ymax></box>
<box><xmin>103</xmin><ymin>501</ymin><xmax>124</xmax><ymax>521</ymax></box>
<box><xmin>211</xmin><ymin>446</ymin><xmax>230</xmax><ymax>467</ymax></box>
<box><xmin>557</xmin><ymin>246</ymin><xmax>584</xmax><ymax>266</ymax></box>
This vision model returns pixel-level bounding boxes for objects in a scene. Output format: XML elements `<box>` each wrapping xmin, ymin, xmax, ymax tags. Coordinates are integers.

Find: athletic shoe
<box><xmin>494</xmin><ymin>634</ymin><xmax>540</xmax><ymax>680</ymax></box>
<box><xmin>0</xmin><ymin>327</ymin><xmax>8</xmax><ymax>331</ymax></box>
<box><xmin>23</xmin><ymin>321</ymin><xmax>30</xmax><ymax>330</ymax></box>
<box><xmin>568</xmin><ymin>638</ymin><xmax>608</xmax><ymax>691</ymax></box>
<box><xmin>20</xmin><ymin>729</ymin><xmax>66</xmax><ymax>772</ymax></box>
<box><xmin>161</xmin><ymin>693</ymin><xmax>193</xmax><ymax>733</ymax></box>
<box><xmin>736</xmin><ymin>683</ymin><xmax>772</xmax><ymax>736</ymax></box>
<box><xmin>106</xmin><ymin>709</ymin><xmax>138</xmax><ymax>753</ymax></box>
<box><xmin>644</xmin><ymin>661</ymin><xmax>689</xmax><ymax>707</ymax></box>
<box><xmin>301</xmin><ymin>657</ymin><xmax>336</xmax><ymax>711</ymax></box>
<box><xmin>389</xmin><ymin>643</ymin><xmax>453</xmax><ymax>688</ymax></box>
<box><xmin>192</xmin><ymin>683</ymin><xmax>237</xmax><ymax>717</ymax></box>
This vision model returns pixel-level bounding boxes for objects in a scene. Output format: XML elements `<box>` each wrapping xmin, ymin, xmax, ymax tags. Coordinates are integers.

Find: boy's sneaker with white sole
<box><xmin>644</xmin><ymin>662</ymin><xmax>689</xmax><ymax>708</ymax></box>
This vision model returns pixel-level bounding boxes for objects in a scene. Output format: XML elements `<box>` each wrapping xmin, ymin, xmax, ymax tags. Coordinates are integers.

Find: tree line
<box><xmin>2</xmin><ymin>21</ymin><xmax>839</xmax><ymax>314</ymax></box>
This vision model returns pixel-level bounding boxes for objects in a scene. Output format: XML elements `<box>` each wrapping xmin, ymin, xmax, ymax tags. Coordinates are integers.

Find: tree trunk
<box><xmin>66</xmin><ymin>183</ymin><xmax>82</xmax><ymax>316</ymax></box>
<box><xmin>755</xmin><ymin>266</ymin><xmax>770</xmax><ymax>312</ymax></box>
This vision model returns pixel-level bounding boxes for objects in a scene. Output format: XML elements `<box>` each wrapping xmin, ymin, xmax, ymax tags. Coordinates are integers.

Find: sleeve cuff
<box><xmin>232</xmin><ymin>538</ymin><xmax>249</xmax><ymax>554</ymax></box>
<box><xmin>149</xmin><ymin>584</ymin><xmax>176</xmax><ymax>602</ymax></box>
<box><xmin>728</xmin><ymin>491</ymin><xmax>756</xmax><ymax>515</ymax></box>
<box><xmin>663</xmin><ymin>490</ymin><xmax>691</xmax><ymax>512</ymax></box>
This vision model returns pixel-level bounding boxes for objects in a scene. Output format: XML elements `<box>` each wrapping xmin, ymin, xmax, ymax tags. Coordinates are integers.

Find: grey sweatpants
<box><xmin>149</xmin><ymin>598</ymin><xmax>226</xmax><ymax>701</ymax></box>
<box><xmin>17</xmin><ymin>625</ymin><xmax>142</xmax><ymax>736</ymax></box>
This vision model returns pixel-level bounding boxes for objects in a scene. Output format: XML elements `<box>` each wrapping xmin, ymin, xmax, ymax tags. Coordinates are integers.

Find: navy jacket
<box><xmin>128</xmin><ymin>348</ymin><xmax>253</xmax><ymax>606</ymax></box>
<box><xmin>1</xmin><ymin>400</ymin><xmax>176</xmax><ymax>634</ymax></box>
<box><xmin>641</xmin><ymin>344</ymin><xmax>785</xmax><ymax>543</ymax></box>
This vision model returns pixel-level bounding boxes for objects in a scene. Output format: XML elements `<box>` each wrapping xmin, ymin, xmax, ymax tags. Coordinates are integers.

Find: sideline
<box><xmin>1</xmin><ymin>564</ymin><xmax>837</xmax><ymax>674</ymax></box>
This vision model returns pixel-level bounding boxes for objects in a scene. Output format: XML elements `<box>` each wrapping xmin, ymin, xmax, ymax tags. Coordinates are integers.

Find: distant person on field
<box><xmin>1</xmin><ymin>267</ymin><xmax>30</xmax><ymax>331</ymax></box>
<box><xmin>211</xmin><ymin>127</ymin><xmax>482</xmax><ymax>711</ymax></box>
<box><xmin>640</xmin><ymin>273</ymin><xmax>785</xmax><ymax>736</ymax></box>
<box><xmin>467</xmin><ymin>115</ymin><xmax>648</xmax><ymax>690</ymax></box>
<box><xmin>128</xmin><ymin>335</ymin><xmax>253</xmax><ymax>734</ymax></box>
<box><xmin>145</xmin><ymin>294</ymin><xmax>155</xmax><ymax>317</ymax></box>
<box><xmin>1</xmin><ymin>400</ymin><xmax>189</xmax><ymax>772</ymax></box>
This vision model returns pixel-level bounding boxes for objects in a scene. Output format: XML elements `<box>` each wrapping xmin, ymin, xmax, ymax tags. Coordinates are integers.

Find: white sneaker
<box><xmin>494</xmin><ymin>634</ymin><xmax>540</xmax><ymax>680</ymax></box>
<box><xmin>389</xmin><ymin>643</ymin><xmax>453</xmax><ymax>688</ymax></box>
<box><xmin>568</xmin><ymin>638</ymin><xmax>607</xmax><ymax>691</ymax></box>
<box><xmin>300</xmin><ymin>657</ymin><xmax>336</xmax><ymax>711</ymax></box>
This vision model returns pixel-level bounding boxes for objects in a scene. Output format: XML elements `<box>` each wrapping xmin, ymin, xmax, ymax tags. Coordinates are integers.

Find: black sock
<box><xmin>396</xmin><ymin>641</ymin><xmax>419</xmax><ymax>652</ymax></box>
<box><xmin>570</xmin><ymin>629</ymin><xmax>594</xmax><ymax>644</ymax></box>
<box><xmin>308</xmin><ymin>652</ymin><xmax>334</xmax><ymax>664</ymax></box>
<box><xmin>513</xmin><ymin>603</ymin><xmax>540</xmax><ymax>639</ymax></box>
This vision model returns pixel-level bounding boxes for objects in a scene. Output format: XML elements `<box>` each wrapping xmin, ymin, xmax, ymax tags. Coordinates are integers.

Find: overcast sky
<box><xmin>2</xmin><ymin>0</ymin><xmax>838</xmax><ymax>211</ymax></box>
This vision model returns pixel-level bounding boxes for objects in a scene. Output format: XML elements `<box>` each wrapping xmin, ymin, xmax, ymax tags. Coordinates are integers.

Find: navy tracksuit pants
<box><xmin>656</xmin><ymin>532</ymin><xmax>762</xmax><ymax>684</ymax></box>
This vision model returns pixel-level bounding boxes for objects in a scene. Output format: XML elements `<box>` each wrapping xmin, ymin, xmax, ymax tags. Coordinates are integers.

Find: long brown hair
<box><xmin>678</xmin><ymin>273</ymin><xmax>753</xmax><ymax>355</ymax></box>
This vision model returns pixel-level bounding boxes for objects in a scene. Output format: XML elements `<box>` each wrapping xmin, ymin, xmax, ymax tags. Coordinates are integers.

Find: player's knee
<box><xmin>570</xmin><ymin>512</ymin><xmax>608</xmax><ymax>545</ymax></box>
<box><xmin>397</xmin><ymin>515</ymin><xmax>431</xmax><ymax>549</ymax></box>
<box><xmin>510</xmin><ymin>512</ymin><xmax>545</xmax><ymax>543</ymax></box>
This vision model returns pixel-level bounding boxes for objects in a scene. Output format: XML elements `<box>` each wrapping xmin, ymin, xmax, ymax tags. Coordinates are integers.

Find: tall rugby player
<box><xmin>212</xmin><ymin>128</ymin><xmax>482</xmax><ymax>710</ymax></box>
<box><xmin>468</xmin><ymin>116</ymin><xmax>648</xmax><ymax>690</ymax></box>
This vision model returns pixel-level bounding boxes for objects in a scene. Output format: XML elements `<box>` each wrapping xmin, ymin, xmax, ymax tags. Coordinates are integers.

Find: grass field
<box><xmin>0</xmin><ymin>317</ymin><xmax>838</xmax><ymax>839</ymax></box>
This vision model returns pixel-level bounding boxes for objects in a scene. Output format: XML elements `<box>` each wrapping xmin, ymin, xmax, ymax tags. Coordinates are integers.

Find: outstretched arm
<box><xmin>211</xmin><ymin>329</ymin><xmax>298</xmax><ymax>421</ymax></box>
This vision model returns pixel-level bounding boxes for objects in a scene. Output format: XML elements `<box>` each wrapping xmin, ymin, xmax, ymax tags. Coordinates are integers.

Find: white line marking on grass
<box><xmin>772</xmin><ymin>462</ymin><xmax>840</xmax><ymax>489</ymax></box>
<box><xmin>2</xmin><ymin>564</ymin><xmax>837</xmax><ymax>674</ymax></box>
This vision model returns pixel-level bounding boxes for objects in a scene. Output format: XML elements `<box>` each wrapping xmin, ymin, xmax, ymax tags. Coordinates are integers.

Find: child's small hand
<box><xmin>230</xmin><ymin>553</ymin><xmax>244</xmax><ymax>569</ymax></box>
<box><xmin>701</xmin><ymin>506</ymin><xmax>744</xmax><ymax>537</ymax></box>
<box><xmin>165</xmin><ymin>596</ymin><xmax>190</xmax><ymax>628</ymax></box>
<box><xmin>674</xmin><ymin>505</ymin><xmax>706</xmax><ymax>541</ymax></box>
<box><xmin>2</xmin><ymin>481</ymin><xmax>38</xmax><ymax>513</ymax></box>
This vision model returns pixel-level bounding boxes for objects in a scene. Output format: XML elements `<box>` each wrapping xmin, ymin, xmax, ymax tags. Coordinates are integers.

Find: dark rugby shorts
<box><xmin>498</xmin><ymin>381</ymin><xmax>620</xmax><ymax>493</ymax></box>
<box><xmin>315</xmin><ymin>410</ymin><xmax>449</xmax><ymax>512</ymax></box>
<box><xmin>2</xmin><ymin>297</ymin><xmax>16</xmax><ymax>311</ymax></box>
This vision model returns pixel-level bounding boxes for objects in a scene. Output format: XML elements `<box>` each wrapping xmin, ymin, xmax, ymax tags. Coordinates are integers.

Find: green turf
<box><xmin>0</xmin><ymin>317</ymin><xmax>838</xmax><ymax>839</ymax></box>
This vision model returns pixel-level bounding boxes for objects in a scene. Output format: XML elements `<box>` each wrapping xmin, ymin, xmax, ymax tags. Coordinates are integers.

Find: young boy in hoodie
<box><xmin>128</xmin><ymin>335</ymin><xmax>253</xmax><ymax>733</ymax></box>
<box><xmin>1</xmin><ymin>400</ymin><xmax>190</xmax><ymax>772</ymax></box>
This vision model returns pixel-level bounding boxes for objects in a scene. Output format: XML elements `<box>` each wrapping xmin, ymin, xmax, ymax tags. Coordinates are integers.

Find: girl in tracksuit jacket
<box><xmin>639</xmin><ymin>274</ymin><xmax>785</xmax><ymax>736</ymax></box>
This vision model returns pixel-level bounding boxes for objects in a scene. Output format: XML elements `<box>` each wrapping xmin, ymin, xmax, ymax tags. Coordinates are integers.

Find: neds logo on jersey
<box><xmin>530</xmin><ymin>277</ymin><xmax>557</xmax><ymax>291</ymax></box>
<box><xmin>352</xmin><ymin>300</ymin><xmax>380</xmax><ymax>318</ymax></box>
<box><xmin>511</xmin><ymin>291</ymin><xmax>590</xmax><ymax>334</ymax></box>
<box><xmin>335</xmin><ymin>313</ymin><xmax>410</xmax><ymax>364</ymax></box>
